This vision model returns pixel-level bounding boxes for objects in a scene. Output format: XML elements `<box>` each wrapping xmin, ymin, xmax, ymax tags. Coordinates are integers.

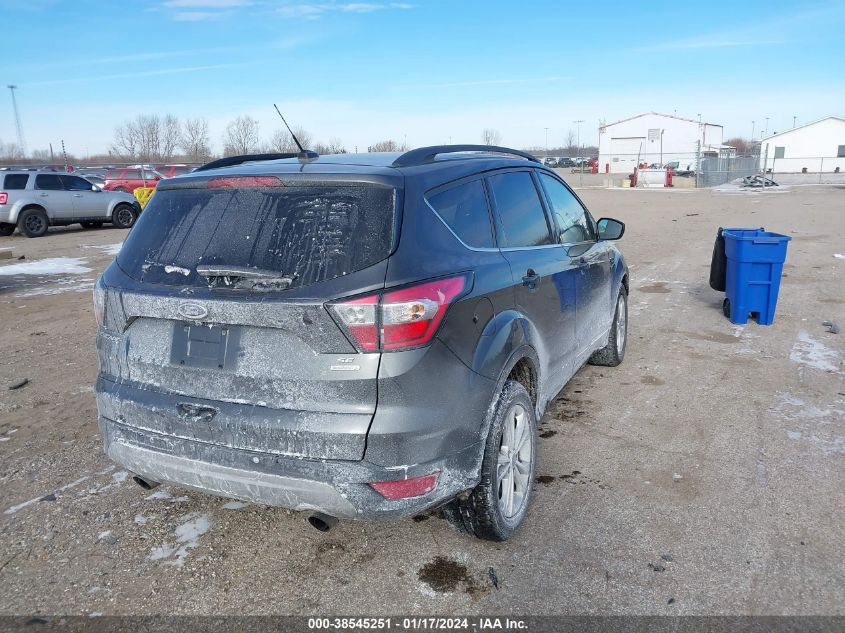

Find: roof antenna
<box><xmin>274</xmin><ymin>104</ymin><xmax>318</xmax><ymax>163</ymax></box>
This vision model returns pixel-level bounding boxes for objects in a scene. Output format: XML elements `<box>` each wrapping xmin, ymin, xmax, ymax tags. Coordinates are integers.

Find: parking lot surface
<box><xmin>0</xmin><ymin>183</ymin><xmax>843</xmax><ymax>615</ymax></box>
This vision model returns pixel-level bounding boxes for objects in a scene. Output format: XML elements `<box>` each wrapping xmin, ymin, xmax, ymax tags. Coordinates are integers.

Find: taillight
<box><xmin>327</xmin><ymin>274</ymin><xmax>470</xmax><ymax>353</ymax></box>
<box><xmin>328</xmin><ymin>295</ymin><xmax>378</xmax><ymax>351</ymax></box>
<box><xmin>93</xmin><ymin>279</ymin><xmax>105</xmax><ymax>327</ymax></box>
<box><xmin>0</xmin><ymin>192</ymin><xmax>7</xmax><ymax>205</ymax></box>
<box><xmin>369</xmin><ymin>472</ymin><xmax>440</xmax><ymax>500</ymax></box>
<box><xmin>208</xmin><ymin>176</ymin><xmax>283</xmax><ymax>188</ymax></box>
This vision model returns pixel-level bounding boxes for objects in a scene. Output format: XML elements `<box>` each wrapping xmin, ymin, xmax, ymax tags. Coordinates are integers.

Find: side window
<box><xmin>426</xmin><ymin>179</ymin><xmax>494</xmax><ymax>248</ymax></box>
<box><xmin>143</xmin><ymin>171</ymin><xmax>159</xmax><ymax>180</ymax></box>
<box><xmin>487</xmin><ymin>171</ymin><xmax>553</xmax><ymax>248</ymax></box>
<box><xmin>3</xmin><ymin>174</ymin><xmax>29</xmax><ymax>189</ymax></box>
<box><xmin>539</xmin><ymin>173</ymin><xmax>596</xmax><ymax>244</ymax></box>
<box><xmin>64</xmin><ymin>176</ymin><xmax>94</xmax><ymax>191</ymax></box>
<box><xmin>35</xmin><ymin>174</ymin><xmax>64</xmax><ymax>191</ymax></box>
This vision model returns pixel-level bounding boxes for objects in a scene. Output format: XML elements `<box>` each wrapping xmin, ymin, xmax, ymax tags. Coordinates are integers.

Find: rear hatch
<box><xmin>99</xmin><ymin>172</ymin><xmax>399</xmax><ymax>461</ymax></box>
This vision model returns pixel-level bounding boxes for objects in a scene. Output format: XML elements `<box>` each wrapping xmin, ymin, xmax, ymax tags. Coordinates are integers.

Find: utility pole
<box><xmin>7</xmin><ymin>85</ymin><xmax>26</xmax><ymax>157</ymax></box>
<box><xmin>574</xmin><ymin>120</ymin><xmax>584</xmax><ymax>186</ymax></box>
<box><xmin>792</xmin><ymin>116</ymin><xmax>797</xmax><ymax>128</ymax></box>
<box><xmin>544</xmin><ymin>127</ymin><xmax>549</xmax><ymax>156</ymax></box>
<box><xmin>764</xmin><ymin>116</ymin><xmax>769</xmax><ymax>137</ymax></box>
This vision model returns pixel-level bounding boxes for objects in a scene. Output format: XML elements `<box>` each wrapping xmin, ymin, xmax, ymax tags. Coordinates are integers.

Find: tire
<box><xmin>0</xmin><ymin>222</ymin><xmax>14</xmax><ymax>236</ymax></box>
<box><xmin>111</xmin><ymin>204</ymin><xmax>136</xmax><ymax>229</ymax></box>
<box><xmin>722</xmin><ymin>298</ymin><xmax>731</xmax><ymax>318</ymax></box>
<box><xmin>18</xmin><ymin>208</ymin><xmax>49</xmax><ymax>238</ymax></box>
<box><xmin>443</xmin><ymin>380</ymin><xmax>537</xmax><ymax>541</ymax></box>
<box><xmin>588</xmin><ymin>286</ymin><xmax>628</xmax><ymax>367</ymax></box>
<box><xmin>81</xmin><ymin>221</ymin><xmax>104</xmax><ymax>229</ymax></box>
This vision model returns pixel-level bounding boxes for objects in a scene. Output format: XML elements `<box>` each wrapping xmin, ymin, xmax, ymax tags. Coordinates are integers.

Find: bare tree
<box><xmin>481</xmin><ymin>128</ymin><xmax>501</xmax><ymax>145</ymax></box>
<box><xmin>269</xmin><ymin>126</ymin><xmax>313</xmax><ymax>153</ymax></box>
<box><xmin>161</xmin><ymin>115</ymin><xmax>181</xmax><ymax>161</ymax></box>
<box><xmin>223</xmin><ymin>115</ymin><xmax>260</xmax><ymax>156</ymax></box>
<box><xmin>564</xmin><ymin>129</ymin><xmax>577</xmax><ymax>156</ymax></box>
<box><xmin>110</xmin><ymin>114</ymin><xmax>181</xmax><ymax>162</ymax></box>
<box><xmin>313</xmin><ymin>138</ymin><xmax>347</xmax><ymax>155</ymax></box>
<box><xmin>368</xmin><ymin>139</ymin><xmax>409</xmax><ymax>152</ymax></box>
<box><xmin>724</xmin><ymin>137</ymin><xmax>752</xmax><ymax>154</ymax></box>
<box><xmin>181</xmin><ymin>118</ymin><xmax>211</xmax><ymax>162</ymax></box>
<box><xmin>0</xmin><ymin>139</ymin><xmax>25</xmax><ymax>160</ymax></box>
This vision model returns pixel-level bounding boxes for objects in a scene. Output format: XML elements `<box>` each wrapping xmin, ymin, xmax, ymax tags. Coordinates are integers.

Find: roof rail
<box><xmin>195</xmin><ymin>152</ymin><xmax>298</xmax><ymax>172</ymax></box>
<box><xmin>391</xmin><ymin>145</ymin><xmax>541</xmax><ymax>168</ymax></box>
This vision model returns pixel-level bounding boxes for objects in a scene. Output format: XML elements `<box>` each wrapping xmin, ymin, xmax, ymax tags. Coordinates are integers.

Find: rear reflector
<box><xmin>327</xmin><ymin>274</ymin><xmax>470</xmax><ymax>353</ymax></box>
<box><xmin>369</xmin><ymin>472</ymin><xmax>440</xmax><ymax>500</ymax></box>
<box><xmin>208</xmin><ymin>176</ymin><xmax>283</xmax><ymax>188</ymax></box>
<box><xmin>0</xmin><ymin>192</ymin><xmax>7</xmax><ymax>205</ymax></box>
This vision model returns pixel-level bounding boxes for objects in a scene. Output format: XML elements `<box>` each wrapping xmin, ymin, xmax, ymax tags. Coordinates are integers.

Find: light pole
<box><xmin>573</xmin><ymin>120</ymin><xmax>584</xmax><ymax>185</ymax></box>
<box><xmin>764</xmin><ymin>116</ymin><xmax>769</xmax><ymax>137</ymax></box>
<box><xmin>544</xmin><ymin>127</ymin><xmax>549</xmax><ymax>157</ymax></box>
<box><xmin>792</xmin><ymin>116</ymin><xmax>797</xmax><ymax>128</ymax></box>
<box><xmin>7</xmin><ymin>84</ymin><xmax>26</xmax><ymax>157</ymax></box>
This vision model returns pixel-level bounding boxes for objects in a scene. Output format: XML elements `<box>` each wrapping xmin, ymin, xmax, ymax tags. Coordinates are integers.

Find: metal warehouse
<box><xmin>598</xmin><ymin>112</ymin><xmax>724</xmax><ymax>175</ymax></box>
<box><xmin>760</xmin><ymin>116</ymin><xmax>845</xmax><ymax>173</ymax></box>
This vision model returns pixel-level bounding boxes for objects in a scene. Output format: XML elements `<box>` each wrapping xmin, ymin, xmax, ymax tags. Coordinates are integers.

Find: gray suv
<box><xmin>0</xmin><ymin>171</ymin><xmax>140</xmax><ymax>237</ymax></box>
<box><xmin>94</xmin><ymin>146</ymin><xmax>628</xmax><ymax>540</ymax></box>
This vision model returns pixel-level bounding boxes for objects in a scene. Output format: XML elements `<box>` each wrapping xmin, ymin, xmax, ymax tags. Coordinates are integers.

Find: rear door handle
<box><xmin>522</xmin><ymin>269</ymin><xmax>540</xmax><ymax>288</ymax></box>
<box><xmin>73</xmin><ymin>194</ymin><xmax>83</xmax><ymax>198</ymax></box>
<box><xmin>39</xmin><ymin>193</ymin><xmax>48</xmax><ymax>197</ymax></box>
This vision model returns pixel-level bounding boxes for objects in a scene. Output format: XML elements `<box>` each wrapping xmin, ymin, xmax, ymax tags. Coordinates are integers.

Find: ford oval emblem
<box><xmin>178</xmin><ymin>302</ymin><xmax>208</xmax><ymax>320</ymax></box>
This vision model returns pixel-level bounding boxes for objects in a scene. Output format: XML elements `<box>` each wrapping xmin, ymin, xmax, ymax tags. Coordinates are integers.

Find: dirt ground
<box><xmin>0</xmin><ymin>182</ymin><xmax>843</xmax><ymax>616</ymax></box>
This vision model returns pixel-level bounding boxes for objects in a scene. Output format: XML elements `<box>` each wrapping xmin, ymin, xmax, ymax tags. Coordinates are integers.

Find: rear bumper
<box><xmin>100</xmin><ymin>415</ymin><xmax>482</xmax><ymax>519</ymax></box>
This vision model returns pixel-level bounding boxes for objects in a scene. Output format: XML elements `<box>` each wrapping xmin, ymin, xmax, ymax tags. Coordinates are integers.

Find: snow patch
<box><xmin>789</xmin><ymin>330</ymin><xmax>843</xmax><ymax>373</ymax></box>
<box><xmin>148</xmin><ymin>512</ymin><xmax>212</xmax><ymax>567</ymax></box>
<box><xmin>14</xmin><ymin>277</ymin><xmax>95</xmax><ymax>298</ymax></box>
<box><xmin>0</xmin><ymin>257</ymin><xmax>92</xmax><ymax>276</ymax></box>
<box><xmin>222</xmin><ymin>501</ymin><xmax>248</xmax><ymax>510</ymax></box>
<box><xmin>164</xmin><ymin>265</ymin><xmax>191</xmax><ymax>276</ymax></box>
<box><xmin>3</xmin><ymin>476</ymin><xmax>90</xmax><ymax>515</ymax></box>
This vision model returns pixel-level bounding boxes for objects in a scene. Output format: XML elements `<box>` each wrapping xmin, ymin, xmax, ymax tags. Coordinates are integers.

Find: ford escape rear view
<box><xmin>94</xmin><ymin>145</ymin><xmax>628</xmax><ymax>541</ymax></box>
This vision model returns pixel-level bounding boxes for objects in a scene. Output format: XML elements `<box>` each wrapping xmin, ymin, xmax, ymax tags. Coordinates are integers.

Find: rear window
<box><xmin>117</xmin><ymin>183</ymin><xmax>396</xmax><ymax>291</ymax></box>
<box><xmin>426</xmin><ymin>179</ymin><xmax>494</xmax><ymax>248</ymax></box>
<box><xmin>3</xmin><ymin>174</ymin><xmax>29</xmax><ymax>189</ymax></box>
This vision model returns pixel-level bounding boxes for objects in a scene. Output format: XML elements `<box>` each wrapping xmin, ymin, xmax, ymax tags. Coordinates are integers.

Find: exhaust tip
<box><xmin>308</xmin><ymin>513</ymin><xmax>338</xmax><ymax>532</ymax></box>
<box><xmin>131</xmin><ymin>474</ymin><xmax>160</xmax><ymax>491</ymax></box>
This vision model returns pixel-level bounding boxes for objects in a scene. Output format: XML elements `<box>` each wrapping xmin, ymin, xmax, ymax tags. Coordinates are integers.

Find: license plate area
<box><xmin>171</xmin><ymin>322</ymin><xmax>241</xmax><ymax>370</ymax></box>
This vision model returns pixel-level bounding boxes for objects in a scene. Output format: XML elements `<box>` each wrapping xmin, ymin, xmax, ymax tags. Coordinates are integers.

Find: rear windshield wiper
<box><xmin>195</xmin><ymin>265</ymin><xmax>298</xmax><ymax>291</ymax></box>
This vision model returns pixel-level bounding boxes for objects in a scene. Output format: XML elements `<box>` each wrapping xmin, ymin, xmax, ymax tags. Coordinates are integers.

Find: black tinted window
<box><xmin>64</xmin><ymin>176</ymin><xmax>94</xmax><ymax>191</ymax></box>
<box><xmin>117</xmin><ymin>183</ymin><xmax>395</xmax><ymax>291</ymax></box>
<box><xmin>487</xmin><ymin>171</ymin><xmax>553</xmax><ymax>247</ymax></box>
<box><xmin>426</xmin><ymin>179</ymin><xmax>494</xmax><ymax>248</ymax></box>
<box><xmin>3</xmin><ymin>174</ymin><xmax>29</xmax><ymax>189</ymax></box>
<box><xmin>539</xmin><ymin>174</ymin><xmax>595</xmax><ymax>243</ymax></box>
<box><xmin>35</xmin><ymin>174</ymin><xmax>64</xmax><ymax>190</ymax></box>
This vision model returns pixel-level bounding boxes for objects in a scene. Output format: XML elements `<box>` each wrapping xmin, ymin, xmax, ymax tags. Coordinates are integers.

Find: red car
<box><xmin>153</xmin><ymin>164</ymin><xmax>195</xmax><ymax>178</ymax></box>
<box><xmin>103</xmin><ymin>168</ymin><xmax>162</xmax><ymax>193</ymax></box>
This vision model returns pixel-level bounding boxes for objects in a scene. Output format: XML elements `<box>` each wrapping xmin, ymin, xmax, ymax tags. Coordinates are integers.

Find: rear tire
<box><xmin>111</xmin><ymin>204</ymin><xmax>136</xmax><ymax>229</ymax></box>
<box><xmin>443</xmin><ymin>380</ymin><xmax>536</xmax><ymax>541</ymax></box>
<box><xmin>0</xmin><ymin>222</ymin><xmax>14</xmax><ymax>236</ymax></box>
<box><xmin>81</xmin><ymin>221</ymin><xmax>104</xmax><ymax>229</ymax></box>
<box><xmin>18</xmin><ymin>208</ymin><xmax>49</xmax><ymax>238</ymax></box>
<box><xmin>588</xmin><ymin>286</ymin><xmax>628</xmax><ymax>367</ymax></box>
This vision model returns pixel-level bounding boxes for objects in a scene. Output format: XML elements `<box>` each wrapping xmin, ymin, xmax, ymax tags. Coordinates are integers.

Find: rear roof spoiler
<box><xmin>195</xmin><ymin>153</ymin><xmax>298</xmax><ymax>172</ymax></box>
<box><xmin>392</xmin><ymin>145</ymin><xmax>541</xmax><ymax>168</ymax></box>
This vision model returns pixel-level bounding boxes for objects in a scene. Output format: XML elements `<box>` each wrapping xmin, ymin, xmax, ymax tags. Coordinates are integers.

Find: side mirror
<box><xmin>597</xmin><ymin>217</ymin><xmax>625</xmax><ymax>240</ymax></box>
<box><xmin>92</xmin><ymin>185</ymin><xmax>101</xmax><ymax>192</ymax></box>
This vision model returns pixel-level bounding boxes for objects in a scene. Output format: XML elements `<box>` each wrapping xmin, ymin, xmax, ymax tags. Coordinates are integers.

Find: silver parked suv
<box><xmin>0</xmin><ymin>171</ymin><xmax>141</xmax><ymax>237</ymax></box>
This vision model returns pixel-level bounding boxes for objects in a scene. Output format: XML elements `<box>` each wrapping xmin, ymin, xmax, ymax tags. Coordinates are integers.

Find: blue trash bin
<box><xmin>722</xmin><ymin>228</ymin><xmax>791</xmax><ymax>325</ymax></box>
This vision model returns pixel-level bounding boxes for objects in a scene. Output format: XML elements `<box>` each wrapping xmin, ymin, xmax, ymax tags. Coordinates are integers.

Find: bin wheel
<box><xmin>722</xmin><ymin>298</ymin><xmax>731</xmax><ymax>318</ymax></box>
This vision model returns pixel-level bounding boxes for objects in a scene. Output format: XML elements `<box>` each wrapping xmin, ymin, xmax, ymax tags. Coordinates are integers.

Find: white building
<box><xmin>598</xmin><ymin>112</ymin><xmax>724</xmax><ymax>174</ymax></box>
<box><xmin>760</xmin><ymin>116</ymin><xmax>845</xmax><ymax>173</ymax></box>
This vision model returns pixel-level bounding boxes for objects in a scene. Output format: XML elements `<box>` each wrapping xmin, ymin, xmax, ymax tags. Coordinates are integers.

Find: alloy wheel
<box><xmin>496</xmin><ymin>403</ymin><xmax>532</xmax><ymax>519</ymax></box>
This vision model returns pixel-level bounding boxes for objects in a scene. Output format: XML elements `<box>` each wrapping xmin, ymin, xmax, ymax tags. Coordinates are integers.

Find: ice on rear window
<box><xmin>116</xmin><ymin>183</ymin><xmax>395</xmax><ymax>290</ymax></box>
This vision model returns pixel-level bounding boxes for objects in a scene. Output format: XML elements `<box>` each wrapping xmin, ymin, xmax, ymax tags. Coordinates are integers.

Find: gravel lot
<box><xmin>0</xmin><ymin>182</ymin><xmax>843</xmax><ymax>616</ymax></box>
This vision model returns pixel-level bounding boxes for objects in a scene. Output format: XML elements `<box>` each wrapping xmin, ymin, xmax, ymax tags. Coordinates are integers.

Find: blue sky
<box><xmin>1</xmin><ymin>0</ymin><xmax>843</xmax><ymax>156</ymax></box>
